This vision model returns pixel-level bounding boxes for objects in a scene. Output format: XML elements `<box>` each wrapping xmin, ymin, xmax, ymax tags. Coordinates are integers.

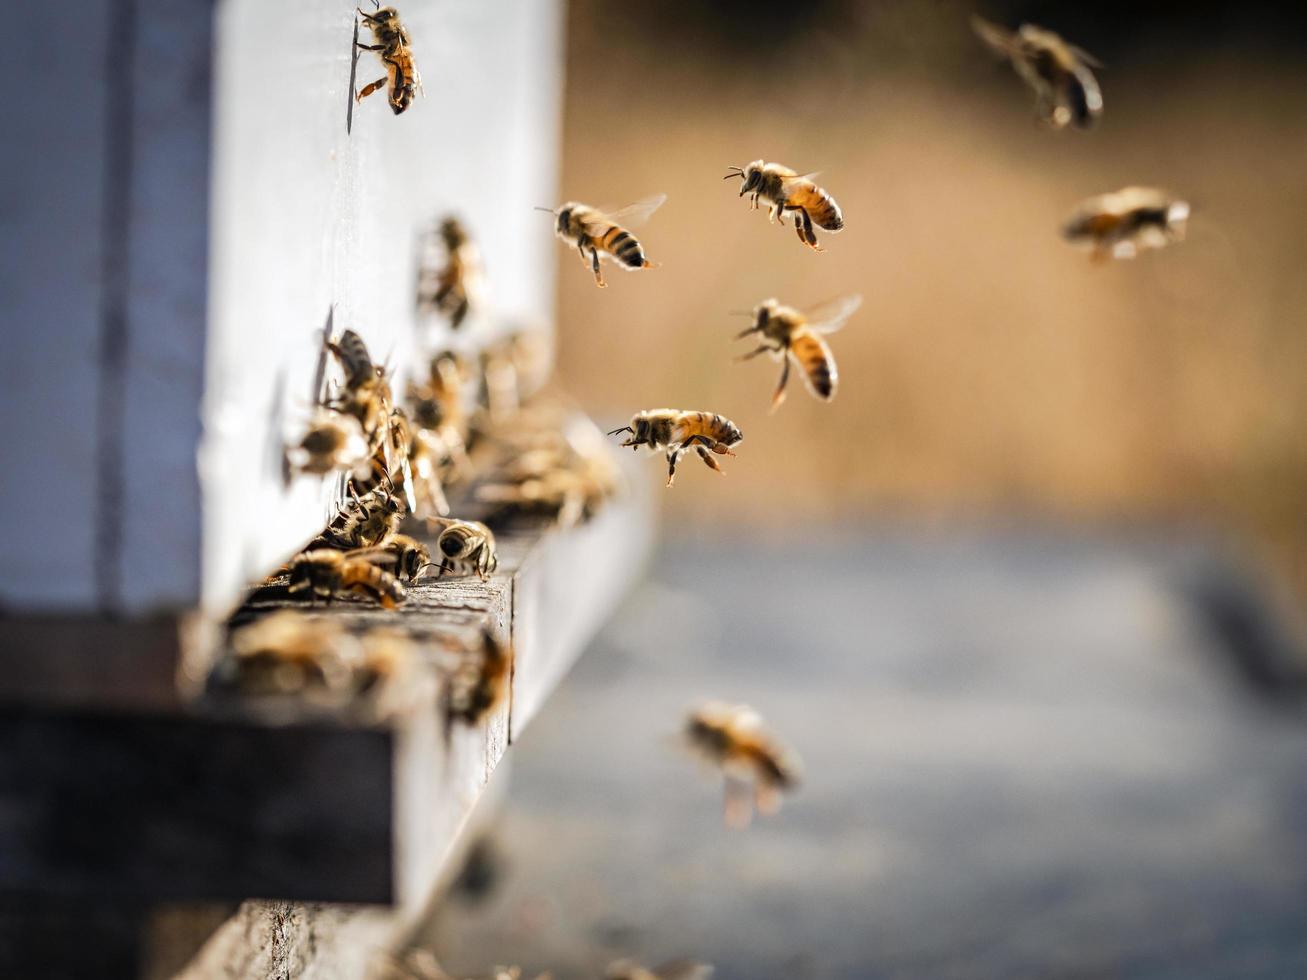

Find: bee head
<box><xmin>741</xmin><ymin>161</ymin><xmax>765</xmax><ymax>196</ymax></box>
<box><xmin>555</xmin><ymin>204</ymin><xmax>576</xmax><ymax>236</ymax></box>
<box><xmin>753</xmin><ymin>298</ymin><xmax>778</xmax><ymax>332</ymax></box>
<box><xmin>438</xmin><ymin>528</ymin><xmax>471</xmax><ymax>559</ymax></box>
<box><xmin>439</xmin><ymin>217</ymin><xmax>466</xmax><ymax>249</ymax></box>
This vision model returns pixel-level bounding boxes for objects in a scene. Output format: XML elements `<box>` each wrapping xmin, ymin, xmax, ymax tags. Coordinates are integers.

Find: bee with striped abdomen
<box><xmin>287</xmin><ymin>549</ymin><xmax>407</xmax><ymax>609</ymax></box>
<box><xmin>685</xmin><ymin>701</ymin><xmax>801</xmax><ymax>829</ymax></box>
<box><xmin>355</xmin><ymin>4</ymin><xmax>421</xmax><ymax>115</ymax></box>
<box><xmin>734</xmin><ymin>294</ymin><xmax>862</xmax><ymax>412</ymax></box>
<box><xmin>544</xmin><ymin>195</ymin><xmax>665</xmax><ymax>288</ymax></box>
<box><xmin>608</xmin><ymin>410</ymin><xmax>742</xmax><ymax>487</ymax></box>
<box><xmin>430</xmin><ymin>518</ymin><xmax>499</xmax><ymax>580</ymax></box>
<box><xmin>308</xmin><ymin>481</ymin><xmax>405</xmax><ymax>551</ymax></box>
<box><xmin>417</xmin><ymin>217</ymin><xmax>486</xmax><ymax>329</ymax></box>
<box><xmin>724</xmin><ymin>162</ymin><xmax>843</xmax><ymax>250</ymax></box>
<box><xmin>1063</xmin><ymin>186</ymin><xmax>1190</xmax><ymax>260</ymax></box>
<box><xmin>326</xmin><ymin>329</ymin><xmax>392</xmax><ymax>449</ymax></box>
<box><xmin>972</xmin><ymin>15</ymin><xmax>1102</xmax><ymax>130</ymax></box>
<box><xmin>354</xmin><ymin>532</ymin><xmax>435</xmax><ymax>585</ymax></box>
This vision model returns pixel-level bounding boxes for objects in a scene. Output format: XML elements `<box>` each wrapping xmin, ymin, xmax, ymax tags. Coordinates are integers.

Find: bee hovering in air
<box><xmin>608</xmin><ymin>410</ymin><xmax>742</xmax><ymax>488</ymax></box>
<box><xmin>542</xmin><ymin>194</ymin><xmax>666</xmax><ymax>288</ymax></box>
<box><xmin>972</xmin><ymin>15</ymin><xmax>1102</xmax><ymax>130</ymax></box>
<box><xmin>355</xmin><ymin>4</ymin><xmax>421</xmax><ymax>115</ymax></box>
<box><xmin>724</xmin><ymin>161</ymin><xmax>843</xmax><ymax>251</ymax></box>
<box><xmin>417</xmin><ymin>217</ymin><xmax>486</xmax><ymax>330</ymax></box>
<box><xmin>284</xmin><ymin>410</ymin><xmax>371</xmax><ymax>481</ymax></box>
<box><xmin>606</xmin><ymin>960</ymin><xmax>714</xmax><ymax>980</ymax></box>
<box><xmin>429</xmin><ymin>518</ymin><xmax>499</xmax><ymax>580</ymax></box>
<box><xmin>1063</xmin><ymin>187</ymin><xmax>1190</xmax><ymax>260</ymax></box>
<box><xmin>685</xmin><ymin>701</ymin><xmax>801</xmax><ymax>829</ymax></box>
<box><xmin>287</xmin><ymin>549</ymin><xmax>408</xmax><ymax>609</ymax></box>
<box><xmin>734</xmin><ymin>294</ymin><xmax>862</xmax><ymax>413</ymax></box>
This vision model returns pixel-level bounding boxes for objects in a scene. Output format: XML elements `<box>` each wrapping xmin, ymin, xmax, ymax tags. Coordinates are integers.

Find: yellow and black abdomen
<box><xmin>791</xmin><ymin>332</ymin><xmax>837</xmax><ymax>400</ymax></box>
<box><xmin>343</xmin><ymin>560</ymin><xmax>406</xmax><ymax>608</ymax></box>
<box><xmin>600</xmin><ymin>224</ymin><xmax>648</xmax><ymax>269</ymax></box>
<box><xmin>792</xmin><ymin>185</ymin><xmax>844</xmax><ymax>231</ymax></box>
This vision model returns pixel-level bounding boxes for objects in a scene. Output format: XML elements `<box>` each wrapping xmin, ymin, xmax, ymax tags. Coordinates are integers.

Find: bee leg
<box><xmin>735</xmin><ymin>345</ymin><xmax>769</xmax><ymax>363</ymax></box>
<box><xmin>665</xmin><ymin>448</ymin><xmax>682</xmax><ymax>487</ymax></box>
<box><xmin>695</xmin><ymin>445</ymin><xmax>723</xmax><ymax>474</ymax></box>
<box><xmin>590</xmin><ymin>247</ymin><xmax>606</xmax><ymax>288</ymax></box>
<box><xmin>355</xmin><ymin>42</ymin><xmax>385</xmax><ymax>51</ymax></box>
<box><xmin>800</xmin><ymin>210</ymin><xmax>823</xmax><ymax>251</ymax></box>
<box><xmin>770</xmin><ymin>357</ymin><xmax>791</xmax><ymax>413</ymax></box>
<box><xmin>357</xmin><ymin>76</ymin><xmax>387</xmax><ymax>102</ymax></box>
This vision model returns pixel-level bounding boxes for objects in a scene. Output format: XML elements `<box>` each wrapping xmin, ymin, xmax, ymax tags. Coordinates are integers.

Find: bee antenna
<box><xmin>726</xmin><ymin>309</ymin><xmax>753</xmax><ymax>316</ymax></box>
<box><xmin>532</xmin><ymin>206</ymin><xmax>556</xmax><ymax>213</ymax></box>
<box><xmin>723</xmin><ymin>168</ymin><xmax>744</xmax><ymax>180</ymax></box>
<box><xmin>606</xmin><ymin>426</ymin><xmax>634</xmax><ymax>437</ymax></box>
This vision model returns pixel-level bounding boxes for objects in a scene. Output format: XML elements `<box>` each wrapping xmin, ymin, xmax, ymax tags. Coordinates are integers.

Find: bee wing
<box><xmin>802</xmin><ymin>294</ymin><xmax>863</xmax><ymax>334</ymax></box>
<box><xmin>604</xmin><ymin>193</ymin><xmax>667</xmax><ymax>228</ymax></box>
<box><xmin>345</xmin><ymin>546</ymin><xmax>398</xmax><ymax>567</ymax></box>
<box><xmin>971</xmin><ymin>14</ymin><xmax>1016</xmax><ymax>56</ymax></box>
<box><xmin>781</xmin><ymin>171</ymin><xmax>822</xmax><ymax>187</ymax></box>
<box><xmin>1070</xmin><ymin>43</ymin><xmax>1104</xmax><ymax>69</ymax></box>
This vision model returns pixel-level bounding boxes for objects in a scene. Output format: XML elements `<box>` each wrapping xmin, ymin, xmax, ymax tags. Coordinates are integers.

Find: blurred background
<box><xmin>423</xmin><ymin>3</ymin><xmax>1307</xmax><ymax>978</ymax></box>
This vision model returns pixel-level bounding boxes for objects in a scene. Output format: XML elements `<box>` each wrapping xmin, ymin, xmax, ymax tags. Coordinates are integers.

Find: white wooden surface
<box><xmin>0</xmin><ymin>0</ymin><xmax>563</xmax><ymax>617</ymax></box>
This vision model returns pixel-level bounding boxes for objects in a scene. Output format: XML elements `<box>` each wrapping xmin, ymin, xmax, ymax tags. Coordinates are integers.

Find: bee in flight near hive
<box><xmin>284</xmin><ymin>410</ymin><xmax>371</xmax><ymax>481</ymax></box>
<box><xmin>429</xmin><ymin>518</ymin><xmax>499</xmax><ymax>580</ymax></box>
<box><xmin>734</xmin><ymin>294</ymin><xmax>862</xmax><ymax>412</ymax></box>
<box><xmin>287</xmin><ymin>549</ymin><xmax>408</xmax><ymax>609</ymax></box>
<box><xmin>606</xmin><ymin>959</ymin><xmax>714</xmax><ymax>980</ymax></box>
<box><xmin>1063</xmin><ymin>186</ymin><xmax>1190</xmax><ymax>260</ymax></box>
<box><xmin>355</xmin><ymin>3</ymin><xmax>421</xmax><ymax>115</ymax></box>
<box><xmin>972</xmin><ymin>15</ymin><xmax>1102</xmax><ymax>130</ymax></box>
<box><xmin>724</xmin><ymin>161</ymin><xmax>843</xmax><ymax>250</ymax></box>
<box><xmin>541</xmin><ymin>194</ymin><xmax>665</xmax><ymax>287</ymax></box>
<box><xmin>417</xmin><ymin>217</ymin><xmax>486</xmax><ymax>330</ymax></box>
<box><xmin>608</xmin><ymin>410</ymin><xmax>742</xmax><ymax>488</ymax></box>
<box><xmin>685</xmin><ymin>701</ymin><xmax>801</xmax><ymax>829</ymax></box>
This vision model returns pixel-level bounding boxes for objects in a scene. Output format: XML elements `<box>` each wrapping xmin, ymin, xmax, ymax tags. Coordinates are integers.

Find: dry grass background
<box><xmin>548</xmin><ymin>2</ymin><xmax>1307</xmax><ymax>592</ymax></box>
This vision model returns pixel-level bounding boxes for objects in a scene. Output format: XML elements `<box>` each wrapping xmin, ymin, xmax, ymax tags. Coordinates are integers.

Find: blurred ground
<box><xmin>424</xmin><ymin>532</ymin><xmax>1307</xmax><ymax>979</ymax></box>
<box><xmin>549</xmin><ymin>1</ymin><xmax>1307</xmax><ymax>596</ymax></box>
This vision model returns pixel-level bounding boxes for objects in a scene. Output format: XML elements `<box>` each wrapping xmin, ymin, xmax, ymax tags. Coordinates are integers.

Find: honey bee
<box><xmin>354</xmin><ymin>626</ymin><xmax>415</xmax><ymax>697</ymax></box>
<box><xmin>430</xmin><ymin>518</ymin><xmax>499</xmax><ymax>580</ymax></box>
<box><xmin>287</xmin><ymin>549</ymin><xmax>407</xmax><ymax>609</ymax></box>
<box><xmin>479</xmin><ymin>329</ymin><xmax>552</xmax><ymax>422</ymax></box>
<box><xmin>355</xmin><ymin>4</ymin><xmax>421</xmax><ymax>115</ymax></box>
<box><xmin>285</xmin><ymin>411</ymin><xmax>371</xmax><ymax>479</ymax></box>
<box><xmin>1063</xmin><ymin>186</ymin><xmax>1190</xmax><ymax>260</ymax></box>
<box><xmin>723</xmin><ymin>162</ymin><xmax>843</xmax><ymax>250</ymax></box>
<box><xmin>606</xmin><ymin>960</ymin><xmax>714</xmax><ymax>980</ymax></box>
<box><xmin>443</xmin><ymin>628</ymin><xmax>511</xmax><ymax>727</ymax></box>
<box><xmin>685</xmin><ymin>701</ymin><xmax>801</xmax><ymax>829</ymax></box>
<box><xmin>734</xmin><ymin>294</ymin><xmax>862</xmax><ymax>412</ymax></box>
<box><xmin>222</xmin><ymin>611</ymin><xmax>357</xmax><ymax>698</ymax></box>
<box><xmin>326</xmin><ymin>329</ymin><xmax>392</xmax><ymax>446</ymax></box>
<box><xmin>543</xmin><ymin>195</ymin><xmax>665</xmax><ymax>287</ymax></box>
<box><xmin>972</xmin><ymin>15</ymin><xmax>1102</xmax><ymax>130</ymax></box>
<box><xmin>309</xmin><ymin>481</ymin><xmax>405</xmax><ymax>551</ymax></box>
<box><xmin>407</xmin><ymin>351</ymin><xmax>473</xmax><ymax>479</ymax></box>
<box><xmin>408</xmin><ymin>428</ymin><xmax>453</xmax><ymax>519</ymax></box>
<box><xmin>608</xmin><ymin>410</ymin><xmax>742</xmax><ymax>487</ymax></box>
<box><xmin>358</xmin><ymin>532</ymin><xmax>435</xmax><ymax>584</ymax></box>
<box><xmin>418</xmin><ymin>217</ymin><xmax>486</xmax><ymax>329</ymax></box>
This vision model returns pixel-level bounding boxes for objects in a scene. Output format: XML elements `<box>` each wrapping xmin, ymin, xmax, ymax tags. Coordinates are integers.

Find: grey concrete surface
<box><xmin>425</xmin><ymin>528</ymin><xmax>1307</xmax><ymax>980</ymax></box>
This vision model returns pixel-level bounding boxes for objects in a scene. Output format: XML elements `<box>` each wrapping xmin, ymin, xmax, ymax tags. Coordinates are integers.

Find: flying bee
<box><xmin>1063</xmin><ymin>186</ymin><xmax>1190</xmax><ymax>260</ymax></box>
<box><xmin>542</xmin><ymin>194</ymin><xmax>665</xmax><ymax>288</ymax></box>
<box><xmin>309</xmin><ymin>480</ymin><xmax>405</xmax><ymax>551</ymax></box>
<box><xmin>734</xmin><ymin>294</ymin><xmax>862</xmax><ymax>412</ymax></box>
<box><xmin>608</xmin><ymin>410</ymin><xmax>742</xmax><ymax>487</ymax></box>
<box><xmin>685</xmin><ymin>701</ymin><xmax>801</xmax><ymax>829</ymax></box>
<box><xmin>443</xmin><ymin>628</ymin><xmax>511</xmax><ymax>728</ymax></box>
<box><xmin>355</xmin><ymin>4</ymin><xmax>421</xmax><ymax>115</ymax></box>
<box><xmin>285</xmin><ymin>411</ymin><xmax>371</xmax><ymax>480</ymax></box>
<box><xmin>972</xmin><ymin>15</ymin><xmax>1102</xmax><ymax>130</ymax></box>
<box><xmin>723</xmin><ymin>162</ymin><xmax>843</xmax><ymax>251</ymax></box>
<box><xmin>417</xmin><ymin>217</ymin><xmax>486</xmax><ymax>329</ymax></box>
<box><xmin>606</xmin><ymin>960</ymin><xmax>714</xmax><ymax>980</ymax></box>
<box><xmin>430</xmin><ymin>518</ymin><xmax>499</xmax><ymax>580</ymax></box>
<box><xmin>326</xmin><ymin>329</ymin><xmax>392</xmax><ymax>446</ymax></box>
<box><xmin>287</xmin><ymin>549</ymin><xmax>407</xmax><ymax>609</ymax></box>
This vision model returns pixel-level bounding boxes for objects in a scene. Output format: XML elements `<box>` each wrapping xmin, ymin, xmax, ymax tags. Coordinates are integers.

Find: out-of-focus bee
<box><xmin>1063</xmin><ymin>186</ymin><xmax>1190</xmax><ymax>260</ymax></box>
<box><xmin>223</xmin><ymin>611</ymin><xmax>357</xmax><ymax>697</ymax></box>
<box><xmin>326</xmin><ymin>329</ymin><xmax>392</xmax><ymax>447</ymax></box>
<box><xmin>355</xmin><ymin>4</ymin><xmax>421</xmax><ymax>115</ymax></box>
<box><xmin>685</xmin><ymin>701</ymin><xmax>801</xmax><ymax>829</ymax></box>
<box><xmin>606</xmin><ymin>960</ymin><xmax>714</xmax><ymax>980</ymax></box>
<box><xmin>418</xmin><ymin>217</ymin><xmax>487</xmax><ymax>330</ymax></box>
<box><xmin>734</xmin><ymin>294</ymin><xmax>862</xmax><ymax>412</ymax></box>
<box><xmin>355</xmin><ymin>625</ymin><xmax>415</xmax><ymax>697</ymax></box>
<box><xmin>479</xmin><ymin>329</ymin><xmax>552</xmax><ymax>422</ymax></box>
<box><xmin>972</xmin><ymin>15</ymin><xmax>1102</xmax><ymax>130</ymax></box>
<box><xmin>542</xmin><ymin>195</ymin><xmax>665</xmax><ymax>288</ymax></box>
<box><xmin>477</xmin><ymin>420</ymin><xmax>622</xmax><ymax>528</ymax></box>
<box><xmin>408</xmin><ymin>351</ymin><xmax>472</xmax><ymax>473</ymax></box>
<box><xmin>723</xmin><ymin>162</ymin><xmax>843</xmax><ymax>250</ymax></box>
<box><xmin>309</xmin><ymin>481</ymin><xmax>405</xmax><ymax>551</ymax></box>
<box><xmin>376</xmin><ymin>953</ymin><xmax>549</xmax><ymax>980</ymax></box>
<box><xmin>287</xmin><ymin>549</ymin><xmax>408</xmax><ymax>609</ymax></box>
<box><xmin>354</xmin><ymin>407</ymin><xmax>418</xmax><ymax>513</ymax></box>
<box><xmin>408</xmin><ymin>427</ymin><xmax>453</xmax><ymax>519</ymax></box>
<box><xmin>284</xmin><ymin>411</ymin><xmax>371</xmax><ymax>480</ymax></box>
<box><xmin>430</xmin><ymin>518</ymin><xmax>499</xmax><ymax>580</ymax></box>
<box><xmin>608</xmin><ymin>410</ymin><xmax>742</xmax><ymax>487</ymax></box>
<box><xmin>443</xmin><ymin>628</ymin><xmax>511</xmax><ymax>728</ymax></box>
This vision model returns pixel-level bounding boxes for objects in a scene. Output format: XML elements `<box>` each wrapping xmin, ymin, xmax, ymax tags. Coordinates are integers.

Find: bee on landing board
<box><xmin>734</xmin><ymin>294</ymin><xmax>862</xmax><ymax>412</ymax></box>
<box><xmin>606</xmin><ymin>959</ymin><xmax>714</xmax><ymax>980</ymax></box>
<box><xmin>685</xmin><ymin>701</ymin><xmax>801</xmax><ymax>829</ymax></box>
<box><xmin>355</xmin><ymin>4</ymin><xmax>421</xmax><ymax>115</ymax></box>
<box><xmin>608</xmin><ymin>410</ymin><xmax>742</xmax><ymax>487</ymax></box>
<box><xmin>429</xmin><ymin>517</ymin><xmax>499</xmax><ymax>580</ymax></box>
<box><xmin>417</xmin><ymin>217</ymin><xmax>487</xmax><ymax>329</ymax></box>
<box><xmin>443</xmin><ymin>628</ymin><xmax>511</xmax><ymax>729</ymax></box>
<box><xmin>352</xmin><ymin>532</ymin><xmax>436</xmax><ymax>585</ymax></box>
<box><xmin>723</xmin><ymin>161</ymin><xmax>844</xmax><ymax>250</ymax></box>
<box><xmin>287</xmin><ymin>549</ymin><xmax>408</xmax><ymax>609</ymax></box>
<box><xmin>308</xmin><ymin>480</ymin><xmax>406</xmax><ymax>551</ymax></box>
<box><xmin>1063</xmin><ymin>187</ymin><xmax>1190</xmax><ymax>260</ymax></box>
<box><xmin>972</xmin><ymin>15</ymin><xmax>1102</xmax><ymax>130</ymax></box>
<box><xmin>541</xmin><ymin>195</ymin><xmax>666</xmax><ymax>287</ymax></box>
